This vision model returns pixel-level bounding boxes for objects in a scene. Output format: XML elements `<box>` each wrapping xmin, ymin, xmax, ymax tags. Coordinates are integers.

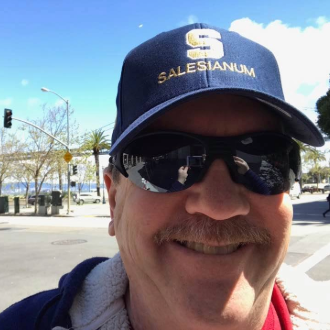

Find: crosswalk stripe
<box><xmin>295</xmin><ymin>242</ymin><xmax>330</xmax><ymax>273</ymax></box>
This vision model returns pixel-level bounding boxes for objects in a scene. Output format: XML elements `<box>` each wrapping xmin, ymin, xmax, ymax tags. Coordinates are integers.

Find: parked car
<box><xmin>302</xmin><ymin>185</ymin><xmax>324</xmax><ymax>194</ymax></box>
<box><xmin>28</xmin><ymin>195</ymin><xmax>39</xmax><ymax>205</ymax></box>
<box><xmin>324</xmin><ymin>185</ymin><xmax>330</xmax><ymax>193</ymax></box>
<box><xmin>302</xmin><ymin>185</ymin><xmax>312</xmax><ymax>193</ymax></box>
<box><xmin>28</xmin><ymin>194</ymin><xmax>52</xmax><ymax>205</ymax></box>
<box><xmin>76</xmin><ymin>193</ymin><xmax>101</xmax><ymax>205</ymax></box>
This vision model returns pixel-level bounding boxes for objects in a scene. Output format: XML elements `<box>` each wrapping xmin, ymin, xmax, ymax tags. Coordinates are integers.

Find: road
<box><xmin>1</xmin><ymin>194</ymin><xmax>330</xmax><ymax>312</ymax></box>
<box><xmin>285</xmin><ymin>193</ymin><xmax>330</xmax><ymax>281</ymax></box>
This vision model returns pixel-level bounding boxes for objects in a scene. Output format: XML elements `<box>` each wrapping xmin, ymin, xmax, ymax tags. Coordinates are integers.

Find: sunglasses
<box><xmin>110</xmin><ymin>131</ymin><xmax>301</xmax><ymax>195</ymax></box>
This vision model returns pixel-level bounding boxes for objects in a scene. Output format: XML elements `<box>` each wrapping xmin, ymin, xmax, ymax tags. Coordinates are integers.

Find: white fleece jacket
<box><xmin>52</xmin><ymin>253</ymin><xmax>330</xmax><ymax>330</ymax></box>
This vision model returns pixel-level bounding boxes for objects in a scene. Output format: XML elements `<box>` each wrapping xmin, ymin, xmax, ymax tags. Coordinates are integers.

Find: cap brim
<box><xmin>110</xmin><ymin>88</ymin><xmax>324</xmax><ymax>154</ymax></box>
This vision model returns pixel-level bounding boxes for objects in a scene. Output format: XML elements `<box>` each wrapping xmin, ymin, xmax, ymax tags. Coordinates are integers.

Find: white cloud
<box><xmin>0</xmin><ymin>98</ymin><xmax>13</xmax><ymax>107</ymax></box>
<box><xmin>21</xmin><ymin>79</ymin><xmax>29</xmax><ymax>86</ymax></box>
<box><xmin>54</xmin><ymin>97</ymin><xmax>70</xmax><ymax>108</ymax></box>
<box><xmin>229</xmin><ymin>17</ymin><xmax>330</xmax><ymax>125</ymax></box>
<box><xmin>27</xmin><ymin>98</ymin><xmax>41</xmax><ymax>108</ymax></box>
<box><xmin>55</xmin><ymin>99</ymin><xmax>65</xmax><ymax>107</ymax></box>
<box><xmin>139</xmin><ymin>24</ymin><xmax>143</xmax><ymax>28</ymax></box>
<box><xmin>179</xmin><ymin>15</ymin><xmax>199</xmax><ymax>26</ymax></box>
<box><xmin>187</xmin><ymin>15</ymin><xmax>198</xmax><ymax>24</ymax></box>
<box><xmin>316</xmin><ymin>16</ymin><xmax>327</xmax><ymax>26</ymax></box>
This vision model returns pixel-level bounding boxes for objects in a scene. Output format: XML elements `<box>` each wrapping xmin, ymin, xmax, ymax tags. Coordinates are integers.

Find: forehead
<box><xmin>149</xmin><ymin>94</ymin><xmax>282</xmax><ymax>136</ymax></box>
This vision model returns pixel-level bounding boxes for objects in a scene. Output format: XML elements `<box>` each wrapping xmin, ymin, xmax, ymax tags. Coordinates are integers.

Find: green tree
<box><xmin>303</xmin><ymin>148</ymin><xmax>326</xmax><ymax>188</ymax></box>
<box><xmin>320</xmin><ymin>166</ymin><xmax>330</xmax><ymax>183</ymax></box>
<box><xmin>24</xmin><ymin>105</ymin><xmax>68</xmax><ymax>213</ymax></box>
<box><xmin>302</xmin><ymin>172</ymin><xmax>313</xmax><ymax>184</ymax></box>
<box><xmin>0</xmin><ymin>129</ymin><xmax>23</xmax><ymax>196</ymax></box>
<box><xmin>13</xmin><ymin>160</ymin><xmax>34</xmax><ymax>207</ymax></box>
<box><xmin>316</xmin><ymin>90</ymin><xmax>330</xmax><ymax>137</ymax></box>
<box><xmin>295</xmin><ymin>140</ymin><xmax>314</xmax><ymax>154</ymax></box>
<box><xmin>51</xmin><ymin>150</ymin><xmax>67</xmax><ymax>191</ymax></box>
<box><xmin>83</xmin><ymin>129</ymin><xmax>110</xmax><ymax>196</ymax></box>
<box><xmin>75</xmin><ymin>158</ymin><xmax>96</xmax><ymax>194</ymax></box>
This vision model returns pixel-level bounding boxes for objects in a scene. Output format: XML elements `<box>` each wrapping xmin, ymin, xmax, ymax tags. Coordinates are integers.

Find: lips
<box><xmin>175</xmin><ymin>240</ymin><xmax>245</xmax><ymax>255</ymax></box>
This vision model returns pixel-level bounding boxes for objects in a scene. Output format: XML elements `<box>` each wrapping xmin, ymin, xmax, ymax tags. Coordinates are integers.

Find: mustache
<box><xmin>154</xmin><ymin>215</ymin><xmax>272</xmax><ymax>246</ymax></box>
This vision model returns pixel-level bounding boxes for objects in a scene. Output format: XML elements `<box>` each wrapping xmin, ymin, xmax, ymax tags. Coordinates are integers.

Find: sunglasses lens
<box><xmin>232</xmin><ymin>134</ymin><xmax>294</xmax><ymax>195</ymax></box>
<box><xmin>122</xmin><ymin>134</ymin><xmax>206</xmax><ymax>192</ymax></box>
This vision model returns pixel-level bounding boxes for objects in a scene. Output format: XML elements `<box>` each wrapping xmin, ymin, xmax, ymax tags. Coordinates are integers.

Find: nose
<box><xmin>184</xmin><ymin>159</ymin><xmax>250</xmax><ymax>220</ymax></box>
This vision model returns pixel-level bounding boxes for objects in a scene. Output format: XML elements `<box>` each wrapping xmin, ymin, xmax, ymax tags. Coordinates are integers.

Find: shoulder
<box><xmin>168</xmin><ymin>181</ymin><xmax>185</xmax><ymax>192</ymax></box>
<box><xmin>0</xmin><ymin>288</ymin><xmax>61</xmax><ymax>330</ymax></box>
<box><xmin>0</xmin><ymin>257</ymin><xmax>109</xmax><ymax>330</ymax></box>
<box><xmin>69</xmin><ymin>253</ymin><xmax>129</xmax><ymax>329</ymax></box>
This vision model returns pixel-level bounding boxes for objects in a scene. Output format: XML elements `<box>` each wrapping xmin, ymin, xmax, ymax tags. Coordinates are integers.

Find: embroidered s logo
<box><xmin>186</xmin><ymin>29</ymin><xmax>224</xmax><ymax>60</ymax></box>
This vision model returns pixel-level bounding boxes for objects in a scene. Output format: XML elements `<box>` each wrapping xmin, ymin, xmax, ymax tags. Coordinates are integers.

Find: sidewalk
<box><xmin>0</xmin><ymin>215</ymin><xmax>110</xmax><ymax>228</ymax></box>
<box><xmin>2</xmin><ymin>201</ymin><xmax>110</xmax><ymax>218</ymax></box>
<box><xmin>1</xmin><ymin>202</ymin><xmax>110</xmax><ymax>228</ymax></box>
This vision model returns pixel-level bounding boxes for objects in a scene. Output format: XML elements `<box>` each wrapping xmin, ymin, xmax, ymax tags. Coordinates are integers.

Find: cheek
<box><xmin>114</xmin><ymin>184</ymin><xmax>180</xmax><ymax>265</ymax></box>
<box><xmin>243</xmin><ymin>193</ymin><xmax>292</xmax><ymax>291</ymax></box>
<box><xmin>267</xmin><ymin>193</ymin><xmax>292</xmax><ymax>244</ymax></box>
<box><xmin>273</xmin><ymin>194</ymin><xmax>293</xmax><ymax>254</ymax></box>
<box><xmin>249</xmin><ymin>192</ymin><xmax>293</xmax><ymax>258</ymax></box>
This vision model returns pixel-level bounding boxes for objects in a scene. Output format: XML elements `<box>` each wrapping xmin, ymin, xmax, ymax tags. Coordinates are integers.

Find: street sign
<box><xmin>63</xmin><ymin>151</ymin><xmax>72</xmax><ymax>163</ymax></box>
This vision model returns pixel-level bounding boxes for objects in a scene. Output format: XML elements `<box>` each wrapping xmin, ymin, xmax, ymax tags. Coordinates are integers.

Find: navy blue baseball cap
<box><xmin>110</xmin><ymin>23</ymin><xmax>324</xmax><ymax>154</ymax></box>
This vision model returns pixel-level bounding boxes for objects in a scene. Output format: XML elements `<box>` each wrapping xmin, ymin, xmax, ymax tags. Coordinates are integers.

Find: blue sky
<box><xmin>1</xmin><ymin>0</ymin><xmax>330</xmax><ymax>139</ymax></box>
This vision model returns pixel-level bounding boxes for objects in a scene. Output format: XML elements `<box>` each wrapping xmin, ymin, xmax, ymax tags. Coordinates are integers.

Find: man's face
<box><xmin>107</xmin><ymin>94</ymin><xmax>293</xmax><ymax>329</ymax></box>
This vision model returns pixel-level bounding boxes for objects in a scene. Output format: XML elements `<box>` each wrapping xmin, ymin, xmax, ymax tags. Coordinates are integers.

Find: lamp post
<box><xmin>102</xmin><ymin>166</ymin><xmax>106</xmax><ymax>204</ymax></box>
<box><xmin>41</xmin><ymin>87</ymin><xmax>71</xmax><ymax>215</ymax></box>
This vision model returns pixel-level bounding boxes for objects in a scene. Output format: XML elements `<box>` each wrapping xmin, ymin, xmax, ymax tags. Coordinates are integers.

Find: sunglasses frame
<box><xmin>110</xmin><ymin>131</ymin><xmax>300</xmax><ymax>192</ymax></box>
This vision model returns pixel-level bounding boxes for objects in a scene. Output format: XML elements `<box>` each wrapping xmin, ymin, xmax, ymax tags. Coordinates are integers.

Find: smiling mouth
<box><xmin>174</xmin><ymin>240</ymin><xmax>246</xmax><ymax>255</ymax></box>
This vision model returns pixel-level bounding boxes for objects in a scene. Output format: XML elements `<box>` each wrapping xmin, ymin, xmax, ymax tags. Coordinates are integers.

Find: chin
<box><xmin>172</xmin><ymin>274</ymin><xmax>270</xmax><ymax>330</ymax></box>
<box><xmin>174</xmin><ymin>279</ymin><xmax>259</xmax><ymax>329</ymax></box>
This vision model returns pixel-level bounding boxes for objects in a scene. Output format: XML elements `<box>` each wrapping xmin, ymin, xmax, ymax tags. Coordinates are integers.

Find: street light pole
<box><xmin>102</xmin><ymin>166</ymin><xmax>106</xmax><ymax>204</ymax></box>
<box><xmin>65</xmin><ymin>98</ymin><xmax>70</xmax><ymax>215</ymax></box>
<box><xmin>41</xmin><ymin>87</ymin><xmax>71</xmax><ymax>215</ymax></box>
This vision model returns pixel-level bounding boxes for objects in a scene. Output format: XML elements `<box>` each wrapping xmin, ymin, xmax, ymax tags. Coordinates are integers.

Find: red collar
<box><xmin>262</xmin><ymin>284</ymin><xmax>292</xmax><ymax>330</ymax></box>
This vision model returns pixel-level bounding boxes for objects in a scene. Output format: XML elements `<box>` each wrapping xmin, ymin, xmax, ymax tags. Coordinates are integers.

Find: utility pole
<box><xmin>102</xmin><ymin>166</ymin><xmax>106</xmax><ymax>204</ymax></box>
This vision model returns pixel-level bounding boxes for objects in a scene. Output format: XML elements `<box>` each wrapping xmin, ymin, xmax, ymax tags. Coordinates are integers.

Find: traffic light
<box><xmin>70</xmin><ymin>181</ymin><xmax>76</xmax><ymax>187</ymax></box>
<box><xmin>4</xmin><ymin>109</ymin><xmax>12</xmax><ymax>128</ymax></box>
<box><xmin>72</xmin><ymin>165</ymin><xmax>78</xmax><ymax>175</ymax></box>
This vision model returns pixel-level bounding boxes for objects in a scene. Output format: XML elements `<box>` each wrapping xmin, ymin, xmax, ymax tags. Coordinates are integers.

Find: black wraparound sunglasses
<box><xmin>110</xmin><ymin>131</ymin><xmax>301</xmax><ymax>195</ymax></box>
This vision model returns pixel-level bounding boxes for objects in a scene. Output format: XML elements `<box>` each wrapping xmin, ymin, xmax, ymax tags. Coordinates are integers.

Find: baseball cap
<box><xmin>110</xmin><ymin>23</ymin><xmax>324</xmax><ymax>155</ymax></box>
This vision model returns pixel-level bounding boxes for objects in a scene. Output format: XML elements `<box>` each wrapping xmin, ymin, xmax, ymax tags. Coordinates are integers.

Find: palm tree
<box><xmin>295</xmin><ymin>140</ymin><xmax>314</xmax><ymax>154</ymax></box>
<box><xmin>83</xmin><ymin>129</ymin><xmax>110</xmax><ymax>196</ymax></box>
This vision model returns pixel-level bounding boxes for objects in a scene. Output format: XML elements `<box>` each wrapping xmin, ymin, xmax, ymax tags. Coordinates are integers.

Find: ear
<box><xmin>104</xmin><ymin>167</ymin><xmax>117</xmax><ymax>236</ymax></box>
